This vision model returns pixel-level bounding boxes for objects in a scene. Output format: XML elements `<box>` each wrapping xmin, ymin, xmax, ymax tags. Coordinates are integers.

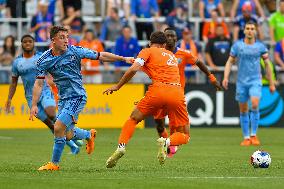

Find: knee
<box><xmin>184</xmin><ymin>134</ymin><xmax>190</xmax><ymax>144</ymax></box>
<box><xmin>155</xmin><ymin>119</ymin><xmax>165</xmax><ymax>133</ymax></box>
<box><xmin>130</xmin><ymin>109</ymin><xmax>144</xmax><ymax>122</ymax></box>
<box><xmin>239</xmin><ymin>105</ymin><xmax>249</xmax><ymax>113</ymax></box>
<box><xmin>54</xmin><ymin>123</ymin><xmax>65</xmax><ymax>137</ymax></box>
<box><xmin>251</xmin><ymin>103</ymin><xmax>259</xmax><ymax>110</ymax></box>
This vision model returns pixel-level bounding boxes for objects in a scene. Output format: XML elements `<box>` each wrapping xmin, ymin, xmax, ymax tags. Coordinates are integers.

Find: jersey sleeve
<box><xmin>73</xmin><ymin>46</ymin><xmax>99</xmax><ymax>60</ymax></box>
<box><xmin>260</xmin><ymin>43</ymin><xmax>269</xmax><ymax>59</ymax></box>
<box><xmin>36</xmin><ymin>55</ymin><xmax>48</xmax><ymax>79</ymax></box>
<box><xmin>230</xmin><ymin>42</ymin><xmax>239</xmax><ymax>57</ymax></box>
<box><xmin>11</xmin><ymin>60</ymin><xmax>19</xmax><ymax>77</ymax></box>
<box><xmin>178</xmin><ymin>49</ymin><xmax>198</xmax><ymax>65</ymax></box>
<box><xmin>136</xmin><ymin>48</ymin><xmax>150</xmax><ymax>66</ymax></box>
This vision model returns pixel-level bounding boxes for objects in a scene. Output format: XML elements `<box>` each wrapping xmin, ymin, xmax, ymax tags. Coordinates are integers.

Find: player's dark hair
<box><xmin>150</xmin><ymin>31</ymin><xmax>167</xmax><ymax>44</ymax></box>
<box><xmin>245</xmin><ymin>21</ymin><xmax>256</xmax><ymax>28</ymax></box>
<box><xmin>164</xmin><ymin>27</ymin><xmax>175</xmax><ymax>32</ymax></box>
<box><xmin>21</xmin><ymin>34</ymin><xmax>35</xmax><ymax>42</ymax></box>
<box><xmin>111</xmin><ymin>7</ymin><xmax>119</xmax><ymax>14</ymax></box>
<box><xmin>50</xmin><ymin>26</ymin><xmax>68</xmax><ymax>39</ymax></box>
<box><xmin>122</xmin><ymin>25</ymin><xmax>132</xmax><ymax>30</ymax></box>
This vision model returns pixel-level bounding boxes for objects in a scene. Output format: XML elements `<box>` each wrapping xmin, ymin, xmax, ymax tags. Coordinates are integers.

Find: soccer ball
<box><xmin>250</xmin><ymin>150</ymin><xmax>271</xmax><ymax>168</ymax></box>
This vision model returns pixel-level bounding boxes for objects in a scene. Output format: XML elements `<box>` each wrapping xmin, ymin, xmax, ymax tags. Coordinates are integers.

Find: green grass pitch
<box><xmin>0</xmin><ymin>128</ymin><xmax>283</xmax><ymax>189</ymax></box>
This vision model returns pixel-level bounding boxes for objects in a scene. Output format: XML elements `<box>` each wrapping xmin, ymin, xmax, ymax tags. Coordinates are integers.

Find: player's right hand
<box><xmin>29</xmin><ymin>106</ymin><xmax>38</xmax><ymax>121</ymax></box>
<box><xmin>4</xmin><ymin>100</ymin><xmax>11</xmax><ymax>113</ymax></box>
<box><xmin>222</xmin><ymin>79</ymin><xmax>229</xmax><ymax>90</ymax></box>
<box><xmin>103</xmin><ymin>85</ymin><xmax>120</xmax><ymax>95</ymax></box>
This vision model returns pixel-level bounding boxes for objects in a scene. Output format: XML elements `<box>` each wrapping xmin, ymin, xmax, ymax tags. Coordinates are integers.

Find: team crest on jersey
<box><xmin>177</xmin><ymin>58</ymin><xmax>182</xmax><ymax>64</ymax></box>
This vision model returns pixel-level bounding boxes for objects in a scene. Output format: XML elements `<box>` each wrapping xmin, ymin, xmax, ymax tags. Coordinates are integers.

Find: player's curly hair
<box><xmin>50</xmin><ymin>26</ymin><xmax>68</xmax><ymax>40</ymax></box>
<box><xmin>149</xmin><ymin>31</ymin><xmax>167</xmax><ymax>44</ymax></box>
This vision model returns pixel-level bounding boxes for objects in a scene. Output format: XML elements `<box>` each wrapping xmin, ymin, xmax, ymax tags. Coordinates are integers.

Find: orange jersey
<box><xmin>137</xmin><ymin>47</ymin><xmax>180</xmax><ymax>84</ymax></box>
<box><xmin>77</xmin><ymin>39</ymin><xmax>104</xmax><ymax>75</ymax></box>
<box><xmin>202</xmin><ymin>21</ymin><xmax>230</xmax><ymax>39</ymax></box>
<box><xmin>175</xmin><ymin>48</ymin><xmax>198</xmax><ymax>88</ymax></box>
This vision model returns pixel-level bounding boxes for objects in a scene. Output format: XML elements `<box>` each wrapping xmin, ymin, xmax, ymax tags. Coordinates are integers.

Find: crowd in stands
<box><xmin>0</xmin><ymin>0</ymin><xmax>283</xmax><ymax>84</ymax></box>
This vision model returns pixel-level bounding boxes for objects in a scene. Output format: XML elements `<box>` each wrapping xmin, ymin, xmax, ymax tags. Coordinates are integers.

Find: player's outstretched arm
<box><xmin>99</xmin><ymin>52</ymin><xmax>134</xmax><ymax>64</ymax></box>
<box><xmin>195</xmin><ymin>60</ymin><xmax>223</xmax><ymax>91</ymax></box>
<box><xmin>222</xmin><ymin>56</ymin><xmax>236</xmax><ymax>90</ymax></box>
<box><xmin>5</xmin><ymin>76</ymin><xmax>18</xmax><ymax>113</ymax></box>
<box><xmin>29</xmin><ymin>79</ymin><xmax>44</xmax><ymax>121</ymax></box>
<box><xmin>103</xmin><ymin>62</ymin><xmax>141</xmax><ymax>95</ymax></box>
<box><xmin>263</xmin><ymin>57</ymin><xmax>276</xmax><ymax>93</ymax></box>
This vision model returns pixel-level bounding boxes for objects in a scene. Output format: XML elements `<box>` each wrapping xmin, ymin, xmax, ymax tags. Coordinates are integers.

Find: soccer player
<box><xmin>4</xmin><ymin>34</ymin><xmax>80</xmax><ymax>154</ymax></box>
<box><xmin>104</xmin><ymin>31</ymin><xmax>193</xmax><ymax>168</ymax></box>
<box><xmin>154</xmin><ymin>28</ymin><xmax>223</xmax><ymax>157</ymax></box>
<box><xmin>222</xmin><ymin>21</ymin><xmax>276</xmax><ymax>146</ymax></box>
<box><xmin>29</xmin><ymin>26</ymin><xmax>134</xmax><ymax>171</ymax></box>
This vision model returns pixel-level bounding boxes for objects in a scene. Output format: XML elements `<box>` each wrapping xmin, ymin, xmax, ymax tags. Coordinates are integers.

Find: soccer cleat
<box><xmin>240</xmin><ymin>138</ymin><xmax>251</xmax><ymax>146</ymax></box>
<box><xmin>38</xmin><ymin>162</ymin><xmax>59</xmax><ymax>171</ymax></box>
<box><xmin>74</xmin><ymin>140</ymin><xmax>84</xmax><ymax>147</ymax></box>
<box><xmin>86</xmin><ymin>129</ymin><xmax>97</xmax><ymax>154</ymax></box>
<box><xmin>157</xmin><ymin>137</ymin><xmax>168</xmax><ymax>165</ymax></box>
<box><xmin>167</xmin><ymin>146</ymin><xmax>179</xmax><ymax>158</ymax></box>
<box><xmin>106</xmin><ymin>148</ymin><xmax>126</xmax><ymax>168</ymax></box>
<box><xmin>250</xmin><ymin>136</ymin><xmax>260</xmax><ymax>146</ymax></box>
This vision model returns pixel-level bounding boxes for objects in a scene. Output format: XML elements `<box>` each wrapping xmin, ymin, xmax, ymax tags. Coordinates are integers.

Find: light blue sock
<box><xmin>240</xmin><ymin>112</ymin><xmax>250</xmax><ymax>139</ymax></box>
<box><xmin>250</xmin><ymin>109</ymin><xmax>260</xmax><ymax>136</ymax></box>
<box><xmin>51</xmin><ymin>137</ymin><xmax>66</xmax><ymax>164</ymax></box>
<box><xmin>66</xmin><ymin>140</ymin><xmax>78</xmax><ymax>151</ymax></box>
<box><xmin>72</xmin><ymin>127</ymin><xmax>91</xmax><ymax>140</ymax></box>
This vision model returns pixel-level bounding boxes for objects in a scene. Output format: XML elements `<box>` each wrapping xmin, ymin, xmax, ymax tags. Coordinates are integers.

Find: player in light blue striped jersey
<box><xmin>29</xmin><ymin>26</ymin><xmax>134</xmax><ymax>170</ymax></box>
<box><xmin>5</xmin><ymin>34</ymin><xmax>80</xmax><ymax>154</ymax></box>
<box><xmin>222</xmin><ymin>21</ymin><xmax>276</xmax><ymax>146</ymax></box>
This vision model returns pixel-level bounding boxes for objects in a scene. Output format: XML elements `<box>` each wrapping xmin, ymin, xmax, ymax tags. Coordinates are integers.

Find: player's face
<box><xmin>244</xmin><ymin>24</ymin><xmax>256</xmax><ymax>39</ymax></box>
<box><xmin>22</xmin><ymin>37</ymin><xmax>34</xmax><ymax>52</ymax></box>
<box><xmin>53</xmin><ymin>31</ymin><xmax>69</xmax><ymax>51</ymax></box>
<box><xmin>164</xmin><ymin>30</ymin><xmax>177</xmax><ymax>48</ymax></box>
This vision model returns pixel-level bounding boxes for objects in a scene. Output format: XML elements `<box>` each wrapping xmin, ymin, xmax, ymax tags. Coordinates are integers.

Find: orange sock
<box><xmin>118</xmin><ymin>118</ymin><xmax>137</xmax><ymax>145</ymax></box>
<box><xmin>160</xmin><ymin>128</ymin><xmax>168</xmax><ymax>138</ymax></box>
<box><xmin>169</xmin><ymin>132</ymin><xmax>190</xmax><ymax>146</ymax></box>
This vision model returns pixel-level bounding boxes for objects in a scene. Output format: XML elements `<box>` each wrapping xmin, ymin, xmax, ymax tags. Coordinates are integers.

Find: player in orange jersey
<box><xmin>103</xmin><ymin>31</ymin><xmax>194</xmax><ymax>167</ymax></box>
<box><xmin>154</xmin><ymin>28</ymin><xmax>223</xmax><ymax>157</ymax></box>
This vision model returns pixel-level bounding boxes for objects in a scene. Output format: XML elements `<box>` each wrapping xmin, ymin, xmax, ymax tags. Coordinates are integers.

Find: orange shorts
<box><xmin>137</xmin><ymin>82</ymin><xmax>189</xmax><ymax>128</ymax></box>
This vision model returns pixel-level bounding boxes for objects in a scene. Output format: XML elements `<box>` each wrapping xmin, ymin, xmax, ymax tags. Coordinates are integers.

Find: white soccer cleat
<box><xmin>157</xmin><ymin>137</ymin><xmax>168</xmax><ymax>165</ymax></box>
<box><xmin>106</xmin><ymin>148</ymin><xmax>126</xmax><ymax>168</ymax></box>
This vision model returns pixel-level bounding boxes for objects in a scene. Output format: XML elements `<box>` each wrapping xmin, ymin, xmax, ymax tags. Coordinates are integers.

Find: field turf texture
<box><xmin>0</xmin><ymin>128</ymin><xmax>283</xmax><ymax>189</ymax></box>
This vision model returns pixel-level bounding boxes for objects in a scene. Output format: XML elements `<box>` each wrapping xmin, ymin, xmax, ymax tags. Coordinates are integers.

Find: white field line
<box><xmin>0</xmin><ymin>136</ymin><xmax>13</xmax><ymax>140</ymax></box>
<box><xmin>166</xmin><ymin>176</ymin><xmax>284</xmax><ymax>179</ymax></box>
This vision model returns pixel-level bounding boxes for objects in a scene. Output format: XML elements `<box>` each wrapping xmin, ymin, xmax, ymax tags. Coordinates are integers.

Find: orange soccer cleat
<box><xmin>250</xmin><ymin>136</ymin><xmax>260</xmax><ymax>146</ymax></box>
<box><xmin>86</xmin><ymin>129</ymin><xmax>97</xmax><ymax>154</ymax></box>
<box><xmin>240</xmin><ymin>138</ymin><xmax>251</xmax><ymax>146</ymax></box>
<box><xmin>38</xmin><ymin>162</ymin><xmax>59</xmax><ymax>171</ymax></box>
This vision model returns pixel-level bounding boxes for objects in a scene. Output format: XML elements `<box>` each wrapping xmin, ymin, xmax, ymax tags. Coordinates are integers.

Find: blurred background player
<box><xmin>104</xmin><ymin>31</ymin><xmax>198</xmax><ymax>168</ymax></box>
<box><xmin>222</xmin><ymin>21</ymin><xmax>276</xmax><ymax>146</ymax></box>
<box><xmin>154</xmin><ymin>28</ymin><xmax>223</xmax><ymax>157</ymax></box>
<box><xmin>30</xmin><ymin>26</ymin><xmax>134</xmax><ymax>171</ymax></box>
<box><xmin>4</xmin><ymin>34</ymin><xmax>80</xmax><ymax>154</ymax></box>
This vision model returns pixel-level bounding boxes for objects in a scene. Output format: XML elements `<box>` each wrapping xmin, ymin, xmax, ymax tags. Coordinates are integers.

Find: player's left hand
<box><xmin>103</xmin><ymin>85</ymin><xmax>120</xmax><ymax>95</ymax></box>
<box><xmin>269</xmin><ymin>84</ymin><xmax>276</xmax><ymax>93</ymax></box>
<box><xmin>124</xmin><ymin>57</ymin><xmax>135</xmax><ymax>64</ymax></box>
